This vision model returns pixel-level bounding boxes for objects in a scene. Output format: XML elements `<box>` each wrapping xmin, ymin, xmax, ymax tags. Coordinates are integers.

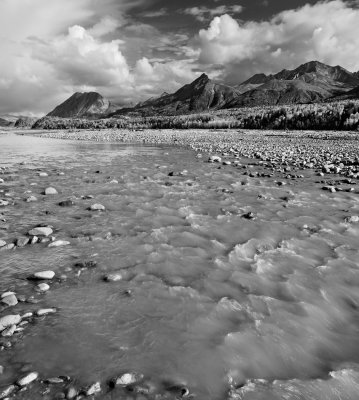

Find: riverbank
<box><xmin>25</xmin><ymin>128</ymin><xmax>359</xmax><ymax>182</ymax></box>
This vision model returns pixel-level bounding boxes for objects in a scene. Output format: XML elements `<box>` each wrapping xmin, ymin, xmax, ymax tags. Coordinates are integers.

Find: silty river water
<box><xmin>0</xmin><ymin>132</ymin><xmax>359</xmax><ymax>399</ymax></box>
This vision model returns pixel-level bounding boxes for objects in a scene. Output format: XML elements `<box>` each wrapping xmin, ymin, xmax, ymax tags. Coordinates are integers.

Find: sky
<box><xmin>1</xmin><ymin>0</ymin><xmax>359</xmax><ymax>116</ymax></box>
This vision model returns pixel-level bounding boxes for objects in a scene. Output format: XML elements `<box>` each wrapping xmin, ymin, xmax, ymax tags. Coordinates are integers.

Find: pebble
<box><xmin>16</xmin><ymin>372</ymin><xmax>39</xmax><ymax>387</ymax></box>
<box><xmin>103</xmin><ymin>273</ymin><xmax>123</xmax><ymax>282</ymax></box>
<box><xmin>32</xmin><ymin>270</ymin><xmax>55</xmax><ymax>280</ymax></box>
<box><xmin>26</xmin><ymin>195</ymin><xmax>37</xmax><ymax>202</ymax></box>
<box><xmin>21</xmin><ymin>312</ymin><xmax>33</xmax><ymax>319</ymax></box>
<box><xmin>44</xmin><ymin>187</ymin><xmax>58</xmax><ymax>195</ymax></box>
<box><xmin>16</xmin><ymin>237</ymin><xmax>30</xmax><ymax>247</ymax></box>
<box><xmin>36</xmin><ymin>308</ymin><xmax>56</xmax><ymax>316</ymax></box>
<box><xmin>0</xmin><ymin>240</ymin><xmax>6</xmax><ymax>247</ymax></box>
<box><xmin>28</xmin><ymin>227</ymin><xmax>53</xmax><ymax>237</ymax></box>
<box><xmin>58</xmin><ymin>200</ymin><xmax>74</xmax><ymax>207</ymax></box>
<box><xmin>1</xmin><ymin>294</ymin><xmax>18</xmax><ymax>306</ymax></box>
<box><xmin>36</xmin><ymin>283</ymin><xmax>50</xmax><ymax>293</ymax></box>
<box><xmin>48</xmin><ymin>240</ymin><xmax>70</xmax><ymax>247</ymax></box>
<box><xmin>0</xmin><ymin>385</ymin><xmax>16</xmax><ymax>399</ymax></box>
<box><xmin>39</xmin><ymin>172</ymin><xmax>48</xmax><ymax>177</ymax></box>
<box><xmin>0</xmin><ymin>315</ymin><xmax>21</xmax><ymax>331</ymax></box>
<box><xmin>1</xmin><ymin>324</ymin><xmax>16</xmax><ymax>337</ymax></box>
<box><xmin>112</xmin><ymin>372</ymin><xmax>144</xmax><ymax>386</ymax></box>
<box><xmin>66</xmin><ymin>387</ymin><xmax>77</xmax><ymax>399</ymax></box>
<box><xmin>90</xmin><ymin>204</ymin><xmax>106</xmax><ymax>211</ymax></box>
<box><xmin>85</xmin><ymin>382</ymin><xmax>101</xmax><ymax>396</ymax></box>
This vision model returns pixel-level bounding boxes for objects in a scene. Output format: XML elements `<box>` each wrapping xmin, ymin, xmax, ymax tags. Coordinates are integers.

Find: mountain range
<box><xmin>43</xmin><ymin>61</ymin><xmax>359</xmax><ymax>119</ymax></box>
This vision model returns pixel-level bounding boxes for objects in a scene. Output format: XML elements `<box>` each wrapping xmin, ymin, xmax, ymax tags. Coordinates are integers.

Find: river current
<box><xmin>1</xmin><ymin>132</ymin><xmax>359</xmax><ymax>400</ymax></box>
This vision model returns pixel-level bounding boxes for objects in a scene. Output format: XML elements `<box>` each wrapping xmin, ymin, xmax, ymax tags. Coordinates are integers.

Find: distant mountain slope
<box><xmin>113</xmin><ymin>74</ymin><xmax>240</xmax><ymax>116</ymax></box>
<box><xmin>227</xmin><ymin>61</ymin><xmax>359</xmax><ymax>108</ymax></box>
<box><xmin>47</xmin><ymin>92</ymin><xmax>114</xmax><ymax>118</ymax></box>
<box><xmin>333</xmin><ymin>85</ymin><xmax>359</xmax><ymax>100</ymax></box>
<box><xmin>0</xmin><ymin>117</ymin><xmax>12</xmax><ymax>127</ymax></box>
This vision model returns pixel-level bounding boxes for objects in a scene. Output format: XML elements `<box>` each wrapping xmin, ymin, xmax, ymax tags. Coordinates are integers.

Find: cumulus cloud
<box><xmin>184</xmin><ymin>5</ymin><xmax>243</xmax><ymax>22</ymax></box>
<box><xmin>197</xmin><ymin>0</ymin><xmax>359</xmax><ymax>83</ymax></box>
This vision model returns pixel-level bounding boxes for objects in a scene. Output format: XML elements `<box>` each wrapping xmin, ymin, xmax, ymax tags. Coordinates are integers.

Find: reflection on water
<box><xmin>1</xmin><ymin>131</ymin><xmax>359</xmax><ymax>399</ymax></box>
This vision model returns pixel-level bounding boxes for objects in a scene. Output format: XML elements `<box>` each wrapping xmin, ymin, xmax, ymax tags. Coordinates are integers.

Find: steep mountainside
<box><xmin>333</xmin><ymin>85</ymin><xmax>359</xmax><ymax>100</ymax></box>
<box><xmin>0</xmin><ymin>117</ymin><xmax>12</xmax><ymax>127</ymax></box>
<box><xmin>113</xmin><ymin>74</ymin><xmax>240</xmax><ymax>116</ymax></box>
<box><xmin>47</xmin><ymin>92</ymin><xmax>114</xmax><ymax>118</ymax></box>
<box><xmin>227</xmin><ymin>61</ymin><xmax>359</xmax><ymax>108</ymax></box>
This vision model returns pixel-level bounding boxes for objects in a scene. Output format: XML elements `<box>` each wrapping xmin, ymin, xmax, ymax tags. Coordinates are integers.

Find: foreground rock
<box><xmin>44</xmin><ymin>187</ymin><xmax>58</xmax><ymax>195</ymax></box>
<box><xmin>31</xmin><ymin>270</ymin><xmax>55</xmax><ymax>280</ymax></box>
<box><xmin>16</xmin><ymin>372</ymin><xmax>39</xmax><ymax>387</ymax></box>
<box><xmin>0</xmin><ymin>315</ymin><xmax>21</xmax><ymax>331</ymax></box>
<box><xmin>28</xmin><ymin>227</ymin><xmax>53</xmax><ymax>237</ymax></box>
<box><xmin>90</xmin><ymin>204</ymin><xmax>106</xmax><ymax>211</ymax></box>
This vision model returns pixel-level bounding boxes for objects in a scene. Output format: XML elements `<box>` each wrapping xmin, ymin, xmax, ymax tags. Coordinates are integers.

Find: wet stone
<box><xmin>28</xmin><ymin>227</ymin><xmax>53</xmax><ymax>237</ymax></box>
<box><xmin>89</xmin><ymin>204</ymin><xmax>106</xmax><ymax>211</ymax></box>
<box><xmin>32</xmin><ymin>270</ymin><xmax>55</xmax><ymax>280</ymax></box>
<box><xmin>16</xmin><ymin>237</ymin><xmax>30</xmax><ymax>247</ymax></box>
<box><xmin>0</xmin><ymin>315</ymin><xmax>21</xmax><ymax>331</ymax></box>
<box><xmin>44</xmin><ymin>187</ymin><xmax>58</xmax><ymax>195</ymax></box>
<box><xmin>1</xmin><ymin>294</ymin><xmax>18</xmax><ymax>307</ymax></box>
<box><xmin>36</xmin><ymin>283</ymin><xmax>50</xmax><ymax>293</ymax></box>
<box><xmin>1</xmin><ymin>324</ymin><xmax>16</xmax><ymax>337</ymax></box>
<box><xmin>16</xmin><ymin>372</ymin><xmax>39</xmax><ymax>387</ymax></box>
<box><xmin>48</xmin><ymin>240</ymin><xmax>70</xmax><ymax>248</ymax></box>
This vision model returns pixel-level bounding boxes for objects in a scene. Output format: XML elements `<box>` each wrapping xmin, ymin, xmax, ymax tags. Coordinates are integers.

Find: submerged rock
<box><xmin>85</xmin><ymin>382</ymin><xmax>101</xmax><ymax>396</ymax></box>
<box><xmin>36</xmin><ymin>283</ymin><xmax>50</xmax><ymax>293</ymax></box>
<box><xmin>1</xmin><ymin>294</ymin><xmax>18</xmax><ymax>306</ymax></box>
<box><xmin>16</xmin><ymin>237</ymin><xmax>29</xmax><ymax>247</ymax></box>
<box><xmin>16</xmin><ymin>372</ymin><xmax>39</xmax><ymax>387</ymax></box>
<box><xmin>59</xmin><ymin>200</ymin><xmax>74</xmax><ymax>207</ymax></box>
<box><xmin>111</xmin><ymin>372</ymin><xmax>144</xmax><ymax>387</ymax></box>
<box><xmin>48</xmin><ymin>240</ymin><xmax>70</xmax><ymax>247</ymax></box>
<box><xmin>0</xmin><ymin>385</ymin><xmax>16</xmax><ymax>399</ymax></box>
<box><xmin>36</xmin><ymin>308</ymin><xmax>57</xmax><ymax>316</ymax></box>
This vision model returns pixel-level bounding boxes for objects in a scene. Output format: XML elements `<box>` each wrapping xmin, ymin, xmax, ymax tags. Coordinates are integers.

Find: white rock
<box><xmin>1</xmin><ymin>292</ymin><xmax>15</xmax><ymax>299</ymax></box>
<box><xmin>1</xmin><ymin>294</ymin><xmax>18</xmax><ymax>306</ymax></box>
<box><xmin>0</xmin><ymin>240</ymin><xmax>6</xmax><ymax>247</ymax></box>
<box><xmin>36</xmin><ymin>308</ymin><xmax>56</xmax><ymax>316</ymax></box>
<box><xmin>104</xmin><ymin>273</ymin><xmax>123</xmax><ymax>282</ymax></box>
<box><xmin>33</xmin><ymin>270</ymin><xmax>55</xmax><ymax>280</ymax></box>
<box><xmin>39</xmin><ymin>172</ymin><xmax>48</xmax><ymax>177</ymax></box>
<box><xmin>0</xmin><ymin>385</ymin><xmax>16</xmax><ymax>399</ymax></box>
<box><xmin>48</xmin><ymin>240</ymin><xmax>70</xmax><ymax>248</ymax></box>
<box><xmin>114</xmin><ymin>373</ymin><xmax>143</xmax><ymax>386</ymax></box>
<box><xmin>208</xmin><ymin>155</ymin><xmax>222</xmax><ymax>163</ymax></box>
<box><xmin>28</xmin><ymin>227</ymin><xmax>53</xmax><ymax>237</ymax></box>
<box><xmin>0</xmin><ymin>315</ymin><xmax>21</xmax><ymax>331</ymax></box>
<box><xmin>85</xmin><ymin>382</ymin><xmax>101</xmax><ymax>396</ymax></box>
<box><xmin>90</xmin><ymin>203</ymin><xmax>106</xmax><ymax>211</ymax></box>
<box><xmin>345</xmin><ymin>215</ymin><xmax>359</xmax><ymax>223</ymax></box>
<box><xmin>21</xmin><ymin>312</ymin><xmax>33</xmax><ymax>320</ymax></box>
<box><xmin>36</xmin><ymin>283</ymin><xmax>50</xmax><ymax>293</ymax></box>
<box><xmin>44</xmin><ymin>187</ymin><xmax>58</xmax><ymax>195</ymax></box>
<box><xmin>26</xmin><ymin>195</ymin><xmax>37</xmax><ymax>202</ymax></box>
<box><xmin>1</xmin><ymin>324</ymin><xmax>16</xmax><ymax>337</ymax></box>
<box><xmin>16</xmin><ymin>372</ymin><xmax>39</xmax><ymax>387</ymax></box>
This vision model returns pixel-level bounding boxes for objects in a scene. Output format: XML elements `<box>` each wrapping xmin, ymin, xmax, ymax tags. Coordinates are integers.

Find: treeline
<box><xmin>32</xmin><ymin>100</ymin><xmax>359</xmax><ymax>131</ymax></box>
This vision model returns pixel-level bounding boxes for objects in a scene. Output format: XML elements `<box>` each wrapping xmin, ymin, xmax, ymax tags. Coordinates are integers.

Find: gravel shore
<box><xmin>25</xmin><ymin>128</ymin><xmax>359</xmax><ymax>178</ymax></box>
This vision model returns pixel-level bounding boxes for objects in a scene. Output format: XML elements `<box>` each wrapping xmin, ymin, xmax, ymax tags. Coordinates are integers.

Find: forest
<box><xmin>33</xmin><ymin>100</ymin><xmax>359</xmax><ymax>131</ymax></box>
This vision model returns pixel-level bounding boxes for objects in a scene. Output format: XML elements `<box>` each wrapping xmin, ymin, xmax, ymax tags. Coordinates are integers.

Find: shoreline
<box><xmin>18</xmin><ymin>129</ymin><xmax>359</xmax><ymax>179</ymax></box>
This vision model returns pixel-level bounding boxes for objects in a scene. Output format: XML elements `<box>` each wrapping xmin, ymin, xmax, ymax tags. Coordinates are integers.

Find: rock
<box><xmin>44</xmin><ymin>377</ymin><xmax>65</xmax><ymax>384</ymax></box>
<box><xmin>48</xmin><ymin>240</ymin><xmax>70</xmax><ymax>248</ymax></box>
<box><xmin>1</xmin><ymin>291</ymin><xmax>15</xmax><ymax>299</ymax></box>
<box><xmin>16</xmin><ymin>372</ymin><xmax>39</xmax><ymax>387</ymax></box>
<box><xmin>36</xmin><ymin>308</ymin><xmax>56</xmax><ymax>316</ymax></box>
<box><xmin>1</xmin><ymin>243</ymin><xmax>14</xmax><ymax>250</ymax></box>
<box><xmin>74</xmin><ymin>260</ymin><xmax>97</xmax><ymax>269</ymax></box>
<box><xmin>0</xmin><ymin>366</ymin><xmax>3</xmax><ymax>374</ymax></box>
<box><xmin>345</xmin><ymin>215</ymin><xmax>359</xmax><ymax>223</ymax></box>
<box><xmin>66</xmin><ymin>387</ymin><xmax>77</xmax><ymax>399</ymax></box>
<box><xmin>28</xmin><ymin>227</ymin><xmax>53</xmax><ymax>237</ymax></box>
<box><xmin>26</xmin><ymin>195</ymin><xmax>37</xmax><ymax>202</ymax></box>
<box><xmin>0</xmin><ymin>200</ymin><xmax>9</xmax><ymax>207</ymax></box>
<box><xmin>32</xmin><ymin>270</ymin><xmax>55</xmax><ymax>280</ymax></box>
<box><xmin>21</xmin><ymin>312</ymin><xmax>33</xmax><ymax>319</ymax></box>
<box><xmin>85</xmin><ymin>382</ymin><xmax>101</xmax><ymax>396</ymax></box>
<box><xmin>39</xmin><ymin>172</ymin><xmax>48</xmax><ymax>177</ymax></box>
<box><xmin>16</xmin><ymin>237</ymin><xmax>29</xmax><ymax>247</ymax></box>
<box><xmin>44</xmin><ymin>187</ymin><xmax>58</xmax><ymax>195</ymax></box>
<box><xmin>208</xmin><ymin>156</ymin><xmax>222</xmax><ymax>163</ymax></box>
<box><xmin>0</xmin><ymin>315</ymin><xmax>21</xmax><ymax>331</ymax></box>
<box><xmin>242</xmin><ymin>212</ymin><xmax>255</xmax><ymax>220</ymax></box>
<box><xmin>112</xmin><ymin>372</ymin><xmax>144</xmax><ymax>387</ymax></box>
<box><xmin>1</xmin><ymin>324</ymin><xmax>16</xmax><ymax>337</ymax></box>
<box><xmin>103</xmin><ymin>273</ymin><xmax>123</xmax><ymax>282</ymax></box>
<box><xmin>1</xmin><ymin>294</ymin><xmax>18</xmax><ymax>306</ymax></box>
<box><xmin>89</xmin><ymin>204</ymin><xmax>105</xmax><ymax>211</ymax></box>
<box><xmin>0</xmin><ymin>240</ymin><xmax>6</xmax><ymax>247</ymax></box>
<box><xmin>36</xmin><ymin>283</ymin><xmax>50</xmax><ymax>293</ymax></box>
<box><xmin>31</xmin><ymin>236</ymin><xmax>38</xmax><ymax>244</ymax></box>
<box><xmin>0</xmin><ymin>385</ymin><xmax>16</xmax><ymax>399</ymax></box>
<box><xmin>58</xmin><ymin>200</ymin><xmax>74</xmax><ymax>207</ymax></box>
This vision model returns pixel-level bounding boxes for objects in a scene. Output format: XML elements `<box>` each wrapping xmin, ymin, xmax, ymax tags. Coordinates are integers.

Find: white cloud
<box><xmin>184</xmin><ymin>5</ymin><xmax>243</xmax><ymax>22</ymax></box>
<box><xmin>197</xmin><ymin>0</ymin><xmax>359</xmax><ymax>82</ymax></box>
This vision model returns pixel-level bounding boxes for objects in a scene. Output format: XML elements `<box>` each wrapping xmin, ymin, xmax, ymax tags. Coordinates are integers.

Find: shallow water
<box><xmin>1</xmin><ymin>132</ymin><xmax>359</xmax><ymax>399</ymax></box>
